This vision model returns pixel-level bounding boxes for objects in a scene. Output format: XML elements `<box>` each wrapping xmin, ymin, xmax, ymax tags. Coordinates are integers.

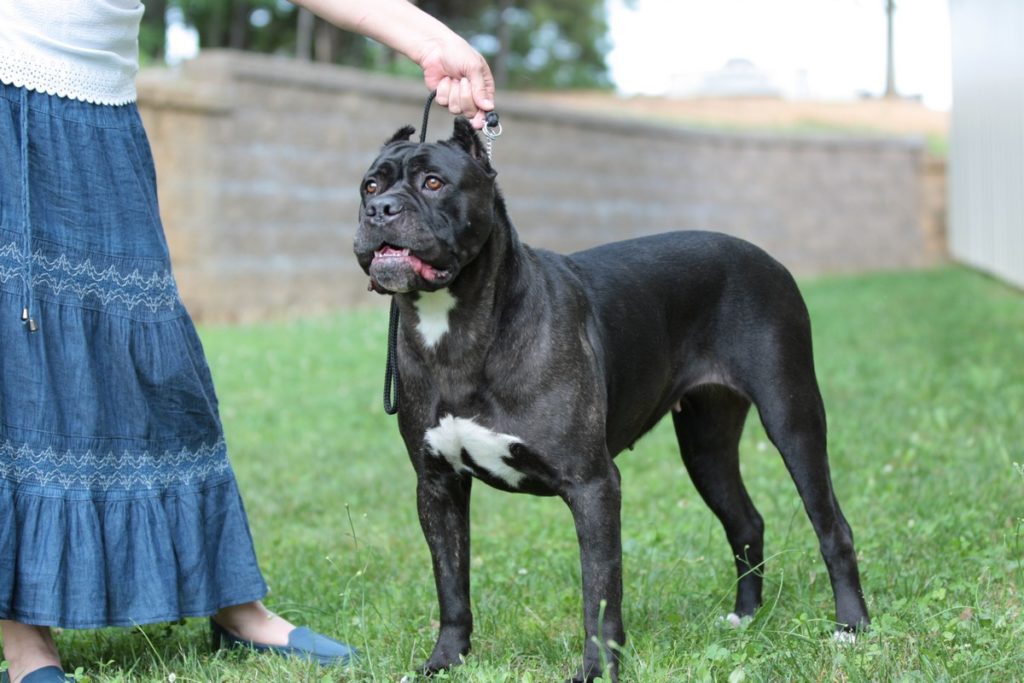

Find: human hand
<box><xmin>417</xmin><ymin>37</ymin><xmax>496</xmax><ymax>129</ymax></box>
<box><xmin>293</xmin><ymin>0</ymin><xmax>496</xmax><ymax>127</ymax></box>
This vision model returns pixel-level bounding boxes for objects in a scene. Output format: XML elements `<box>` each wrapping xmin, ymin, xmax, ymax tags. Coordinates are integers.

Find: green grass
<box><xmin>27</xmin><ymin>266</ymin><xmax>1024</xmax><ymax>681</ymax></box>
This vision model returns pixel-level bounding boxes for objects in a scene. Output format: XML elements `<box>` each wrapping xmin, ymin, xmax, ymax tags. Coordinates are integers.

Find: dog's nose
<box><xmin>365</xmin><ymin>196</ymin><xmax>405</xmax><ymax>220</ymax></box>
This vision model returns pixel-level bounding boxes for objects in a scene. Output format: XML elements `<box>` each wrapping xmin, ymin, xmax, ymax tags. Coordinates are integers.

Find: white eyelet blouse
<box><xmin>0</xmin><ymin>0</ymin><xmax>145</xmax><ymax>105</ymax></box>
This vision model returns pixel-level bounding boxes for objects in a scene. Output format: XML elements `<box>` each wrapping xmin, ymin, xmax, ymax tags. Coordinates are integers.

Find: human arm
<box><xmin>292</xmin><ymin>0</ymin><xmax>495</xmax><ymax>128</ymax></box>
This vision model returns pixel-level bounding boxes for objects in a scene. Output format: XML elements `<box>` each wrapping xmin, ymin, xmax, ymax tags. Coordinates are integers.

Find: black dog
<box><xmin>354</xmin><ymin>118</ymin><xmax>869</xmax><ymax>682</ymax></box>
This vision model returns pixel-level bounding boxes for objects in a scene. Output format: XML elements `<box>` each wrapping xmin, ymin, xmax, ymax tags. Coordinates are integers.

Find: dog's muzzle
<box><xmin>369</xmin><ymin>245</ymin><xmax>452</xmax><ymax>292</ymax></box>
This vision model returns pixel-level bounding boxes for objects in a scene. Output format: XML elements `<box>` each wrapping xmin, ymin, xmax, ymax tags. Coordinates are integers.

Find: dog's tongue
<box><xmin>373</xmin><ymin>246</ymin><xmax>443</xmax><ymax>281</ymax></box>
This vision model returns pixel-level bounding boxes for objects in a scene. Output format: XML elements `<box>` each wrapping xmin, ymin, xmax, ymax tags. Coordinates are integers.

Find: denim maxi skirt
<box><xmin>0</xmin><ymin>82</ymin><xmax>268</xmax><ymax>628</ymax></box>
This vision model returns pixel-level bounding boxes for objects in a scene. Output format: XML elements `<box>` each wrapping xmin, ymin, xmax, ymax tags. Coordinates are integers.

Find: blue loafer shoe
<box><xmin>210</xmin><ymin>619</ymin><xmax>356</xmax><ymax>667</ymax></box>
<box><xmin>1</xmin><ymin>666</ymin><xmax>76</xmax><ymax>682</ymax></box>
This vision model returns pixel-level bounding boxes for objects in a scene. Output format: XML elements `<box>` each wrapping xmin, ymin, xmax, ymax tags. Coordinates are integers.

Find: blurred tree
<box><xmin>138</xmin><ymin>0</ymin><xmax>613</xmax><ymax>89</ymax></box>
<box><xmin>420</xmin><ymin>0</ymin><xmax>613</xmax><ymax>88</ymax></box>
<box><xmin>138</xmin><ymin>0</ymin><xmax>167</xmax><ymax>64</ymax></box>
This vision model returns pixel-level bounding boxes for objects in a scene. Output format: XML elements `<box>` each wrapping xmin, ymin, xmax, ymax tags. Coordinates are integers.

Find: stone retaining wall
<box><xmin>137</xmin><ymin>50</ymin><xmax>946</xmax><ymax>322</ymax></box>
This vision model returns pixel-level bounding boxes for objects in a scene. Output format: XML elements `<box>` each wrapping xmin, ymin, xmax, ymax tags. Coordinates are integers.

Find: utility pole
<box><xmin>884</xmin><ymin>0</ymin><xmax>898</xmax><ymax>98</ymax></box>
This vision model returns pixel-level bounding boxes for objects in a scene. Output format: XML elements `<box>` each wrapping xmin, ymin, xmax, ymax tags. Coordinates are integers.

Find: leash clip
<box><xmin>483</xmin><ymin>111</ymin><xmax>501</xmax><ymax>161</ymax></box>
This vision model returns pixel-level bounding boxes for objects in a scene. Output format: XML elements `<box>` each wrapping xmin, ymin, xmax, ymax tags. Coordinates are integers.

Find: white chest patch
<box><xmin>414</xmin><ymin>289</ymin><xmax>457</xmax><ymax>347</ymax></box>
<box><xmin>424</xmin><ymin>415</ymin><xmax>525</xmax><ymax>487</ymax></box>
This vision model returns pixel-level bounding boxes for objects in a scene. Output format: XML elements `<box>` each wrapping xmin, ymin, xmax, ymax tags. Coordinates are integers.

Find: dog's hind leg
<box><xmin>672</xmin><ymin>386</ymin><xmax>764</xmax><ymax>620</ymax></box>
<box><xmin>751</xmin><ymin>371</ymin><xmax>870</xmax><ymax>633</ymax></box>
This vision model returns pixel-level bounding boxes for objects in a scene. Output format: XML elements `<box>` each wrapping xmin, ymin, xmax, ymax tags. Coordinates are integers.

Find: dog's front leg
<box><xmin>417</xmin><ymin>465</ymin><xmax>474</xmax><ymax>675</ymax></box>
<box><xmin>565</xmin><ymin>467</ymin><xmax>626</xmax><ymax>683</ymax></box>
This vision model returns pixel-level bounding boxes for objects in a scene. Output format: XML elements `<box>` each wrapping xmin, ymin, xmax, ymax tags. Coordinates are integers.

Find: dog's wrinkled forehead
<box><xmin>365</xmin><ymin>119</ymin><xmax>494</xmax><ymax>188</ymax></box>
<box><xmin>367</xmin><ymin>139</ymin><xmax>482</xmax><ymax>188</ymax></box>
<box><xmin>363</xmin><ymin>141</ymin><xmax>416</xmax><ymax>184</ymax></box>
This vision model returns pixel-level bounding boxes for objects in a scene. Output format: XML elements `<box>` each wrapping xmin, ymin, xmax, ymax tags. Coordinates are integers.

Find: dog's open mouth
<box><xmin>370</xmin><ymin>245</ymin><xmax>451</xmax><ymax>289</ymax></box>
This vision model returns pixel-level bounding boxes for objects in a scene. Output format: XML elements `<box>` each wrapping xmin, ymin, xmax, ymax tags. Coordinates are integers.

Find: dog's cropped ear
<box><xmin>449</xmin><ymin>118</ymin><xmax>487</xmax><ymax>160</ymax></box>
<box><xmin>384</xmin><ymin>125</ymin><xmax>416</xmax><ymax>146</ymax></box>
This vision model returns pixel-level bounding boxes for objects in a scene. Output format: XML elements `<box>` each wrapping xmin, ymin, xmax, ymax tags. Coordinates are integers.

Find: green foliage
<box><xmin>174</xmin><ymin>0</ymin><xmax>297</xmax><ymax>50</ymax></box>
<box><xmin>139</xmin><ymin>1</ymin><xmax>613</xmax><ymax>90</ymax></box>
<box><xmin>137</xmin><ymin>0</ymin><xmax>167</xmax><ymax>66</ymax></box>
<box><xmin>8</xmin><ymin>266</ymin><xmax>1022</xmax><ymax>681</ymax></box>
<box><xmin>423</xmin><ymin>0</ymin><xmax>613</xmax><ymax>89</ymax></box>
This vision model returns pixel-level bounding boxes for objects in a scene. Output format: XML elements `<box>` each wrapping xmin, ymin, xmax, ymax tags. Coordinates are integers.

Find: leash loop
<box><xmin>382</xmin><ymin>89</ymin><xmax>436</xmax><ymax>416</ymax></box>
<box><xmin>381</xmin><ymin>90</ymin><xmax>436</xmax><ymax>416</ymax></box>
<box><xmin>380</xmin><ymin>92</ymin><xmax>501</xmax><ymax>416</ymax></box>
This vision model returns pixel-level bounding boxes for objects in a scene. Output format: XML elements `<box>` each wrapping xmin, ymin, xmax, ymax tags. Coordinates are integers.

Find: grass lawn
<box><xmin>33</xmin><ymin>266</ymin><xmax>1024</xmax><ymax>682</ymax></box>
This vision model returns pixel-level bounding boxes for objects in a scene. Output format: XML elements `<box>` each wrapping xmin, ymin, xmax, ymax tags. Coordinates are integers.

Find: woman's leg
<box><xmin>212</xmin><ymin>601</ymin><xmax>297</xmax><ymax>646</ymax></box>
<box><xmin>0</xmin><ymin>621</ymin><xmax>62</xmax><ymax>682</ymax></box>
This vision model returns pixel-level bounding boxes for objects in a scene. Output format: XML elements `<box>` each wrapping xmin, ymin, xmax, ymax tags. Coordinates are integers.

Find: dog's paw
<box><xmin>720</xmin><ymin>612</ymin><xmax>752</xmax><ymax>628</ymax></box>
<box><xmin>565</xmin><ymin>672</ymin><xmax>613</xmax><ymax>683</ymax></box>
<box><xmin>567</xmin><ymin>661</ymin><xmax>618</xmax><ymax>682</ymax></box>
<box><xmin>832</xmin><ymin>630</ymin><xmax>857</xmax><ymax>645</ymax></box>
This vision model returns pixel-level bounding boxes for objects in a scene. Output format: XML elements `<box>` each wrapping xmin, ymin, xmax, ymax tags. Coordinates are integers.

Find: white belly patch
<box><xmin>414</xmin><ymin>289</ymin><xmax>457</xmax><ymax>347</ymax></box>
<box><xmin>424</xmin><ymin>415</ymin><xmax>525</xmax><ymax>487</ymax></box>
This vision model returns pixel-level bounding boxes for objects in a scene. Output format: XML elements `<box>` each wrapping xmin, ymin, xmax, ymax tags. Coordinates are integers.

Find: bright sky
<box><xmin>606</xmin><ymin>0</ymin><xmax>953</xmax><ymax>110</ymax></box>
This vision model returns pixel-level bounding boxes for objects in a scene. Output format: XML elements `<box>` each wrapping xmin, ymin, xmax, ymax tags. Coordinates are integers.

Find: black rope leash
<box><xmin>419</xmin><ymin>90</ymin><xmax>437</xmax><ymax>143</ymax></box>
<box><xmin>383</xmin><ymin>295</ymin><xmax>401</xmax><ymax>414</ymax></box>
<box><xmin>381</xmin><ymin>92</ymin><xmax>500</xmax><ymax>416</ymax></box>
<box><xmin>381</xmin><ymin>91</ymin><xmax>441</xmax><ymax>414</ymax></box>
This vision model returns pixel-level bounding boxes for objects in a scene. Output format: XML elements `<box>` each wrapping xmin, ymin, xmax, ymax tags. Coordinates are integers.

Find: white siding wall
<box><xmin>948</xmin><ymin>0</ymin><xmax>1024</xmax><ymax>289</ymax></box>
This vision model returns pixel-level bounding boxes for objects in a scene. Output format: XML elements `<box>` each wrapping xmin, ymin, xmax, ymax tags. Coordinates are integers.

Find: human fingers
<box><xmin>452</xmin><ymin>77</ymin><xmax>476</xmax><ymax>117</ymax></box>
<box><xmin>468</xmin><ymin>58</ymin><xmax>495</xmax><ymax>112</ymax></box>
<box><xmin>446</xmin><ymin>79</ymin><xmax>486</xmax><ymax>129</ymax></box>
<box><xmin>446</xmin><ymin>78</ymin><xmax>466</xmax><ymax>114</ymax></box>
<box><xmin>434</xmin><ymin>76</ymin><xmax>452</xmax><ymax>106</ymax></box>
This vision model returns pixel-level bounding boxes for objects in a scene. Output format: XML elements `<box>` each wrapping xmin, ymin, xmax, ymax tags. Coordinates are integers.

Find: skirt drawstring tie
<box><xmin>18</xmin><ymin>88</ymin><xmax>37</xmax><ymax>332</ymax></box>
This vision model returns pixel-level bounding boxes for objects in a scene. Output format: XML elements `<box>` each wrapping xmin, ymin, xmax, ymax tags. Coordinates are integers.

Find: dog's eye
<box><xmin>364</xmin><ymin>180</ymin><xmax>379</xmax><ymax>195</ymax></box>
<box><xmin>423</xmin><ymin>176</ymin><xmax>444</xmax><ymax>191</ymax></box>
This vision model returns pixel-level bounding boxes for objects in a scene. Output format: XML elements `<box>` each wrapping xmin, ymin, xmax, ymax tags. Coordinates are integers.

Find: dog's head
<box><xmin>354</xmin><ymin>118</ymin><xmax>498</xmax><ymax>294</ymax></box>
